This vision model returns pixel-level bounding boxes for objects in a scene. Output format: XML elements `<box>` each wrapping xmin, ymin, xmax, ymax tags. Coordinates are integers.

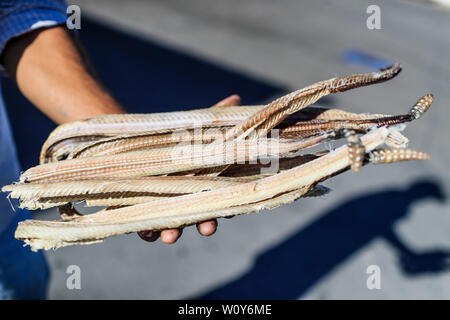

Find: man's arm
<box><xmin>2</xmin><ymin>26</ymin><xmax>124</xmax><ymax>123</ymax></box>
<box><xmin>1</xmin><ymin>25</ymin><xmax>218</xmax><ymax>243</ymax></box>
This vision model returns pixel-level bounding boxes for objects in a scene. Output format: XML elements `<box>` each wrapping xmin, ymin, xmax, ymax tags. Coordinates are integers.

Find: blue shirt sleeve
<box><xmin>0</xmin><ymin>0</ymin><xmax>68</xmax><ymax>72</ymax></box>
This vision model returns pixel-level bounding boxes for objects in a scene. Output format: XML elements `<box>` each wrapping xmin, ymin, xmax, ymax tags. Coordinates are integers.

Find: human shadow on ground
<box><xmin>197</xmin><ymin>179</ymin><xmax>448</xmax><ymax>299</ymax></box>
<box><xmin>1</xmin><ymin>18</ymin><xmax>286</xmax><ymax>169</ymax></box>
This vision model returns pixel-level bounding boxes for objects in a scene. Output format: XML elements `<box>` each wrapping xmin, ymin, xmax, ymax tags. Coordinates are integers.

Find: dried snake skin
<box><xmin>40</xmin><ymin>106</ymin><xmax>265</xmax><ymax>163</ymax></box>
<box><xmin>40</xmin><ymin>64</ymin><xmax>401</xmax><ymax>164</ymax></box>
<box><xmin>15</xmin><ymin>128</ymin><xmax>391</xmax><ymax>250</ymax></box>
<box><xmin>1</xmin><ymin>64</ymin><xmax>434</xmax><ymax>251</ymax></box>
<box><xmin>22</xmin><ymin>138</ymin><xmax>312</xmax><ymax>183</ymax></box>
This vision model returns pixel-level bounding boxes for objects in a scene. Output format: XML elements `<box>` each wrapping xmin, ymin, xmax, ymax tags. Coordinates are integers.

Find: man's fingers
<box><xmin>197</xmin><ymin>219</ymin><xmax>218</xmax><ymax>236</ymax></box>
<box><xmin>160</xmin><ymin>228</ymin><xmax>182</xmax><ymax>244</ymax></box>
<box><xmin>137</xmin><ymin>96</ymin><xmax>235</xmax><ymax>245</ymax></box>
<box><xmin>211</xmin><ymin>94</ymin><xmax>242</xmax><ymax>108</ymax></box>
<box><xmin>138</xmin><ymin>228</ymin><xmax>182</xmax><ymax>244</ymax></box>
<box><xmin>138</xmin><ymin>230</ymin><xmax>160</xmax><ymax>242</ymax></box>
<box><xmin>139</xmin><ymin>220</ymin><xmax>217</xmax><ymax>244</ymax></box>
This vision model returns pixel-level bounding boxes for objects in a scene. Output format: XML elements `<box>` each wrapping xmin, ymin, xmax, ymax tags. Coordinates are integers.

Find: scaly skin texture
<box><xmin>40</xmin><ymin>106</ymin><xmax>265</xmax><ymax>163</ymax></box>
<box><xmin>1</xmin><ymin>64</ymin><xmax>435</xmax><ymax>250</ymax></box>
<box><xmin>22</xmin><ymin>138</ymin><xmax>313</xmax><ymax>183</ymax></box>
<box><xmin>15</xmin><ymin>128</ymin><xmax>389</xmax><ymax>250</ymax></box>
<box><xmin>39</xmin><ymin>64</ymin><xmax>402</xmax><ymax>163</ymax></box>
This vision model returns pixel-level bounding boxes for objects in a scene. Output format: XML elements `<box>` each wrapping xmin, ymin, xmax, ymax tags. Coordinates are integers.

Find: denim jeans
<box><xmin>0</xmin><ymin>210</ymin><xmax>49</xmax><ymax>299</ymax></box>
<box><xmin>0</xmin><ymin>81</ymin><xmax>49</xmax><ymax>299</ymax></box>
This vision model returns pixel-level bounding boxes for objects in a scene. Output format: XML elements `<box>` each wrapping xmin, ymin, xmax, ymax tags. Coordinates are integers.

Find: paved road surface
<box><xmin>33</xmin><ymin>0</ymin><xmax>450</xmax><ymax>299</ymax></box>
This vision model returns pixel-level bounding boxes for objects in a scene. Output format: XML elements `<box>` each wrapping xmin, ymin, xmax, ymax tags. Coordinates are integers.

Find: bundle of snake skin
<box><xmin>2</xmin><ymin>64</ymin><xmax>434</xmax><ymax>250</ymax></box>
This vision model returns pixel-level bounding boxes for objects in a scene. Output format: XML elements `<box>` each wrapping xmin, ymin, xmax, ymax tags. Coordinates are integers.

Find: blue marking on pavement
<box><xmin>341</xmin><ymin>50</ymin><xmax>394</xmax><ymax>71</ymax></box>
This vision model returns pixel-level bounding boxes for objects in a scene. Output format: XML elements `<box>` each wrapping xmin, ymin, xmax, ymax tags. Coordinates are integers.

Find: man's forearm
<box><xmin>2</xmin><ymin>26</ymin><xmax>124</xmax><ymax>124</ymax></box>
<box><xmin>1</xmin><ymin>25</ymin><xmax>218</xmax><ymax>243</ymax></box>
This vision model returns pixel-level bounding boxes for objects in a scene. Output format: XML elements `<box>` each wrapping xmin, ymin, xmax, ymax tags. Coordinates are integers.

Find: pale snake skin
<box><xmin>1</xmin><ymin>64</ymin><xmax>434</xmax><ymax>250</ymax></box>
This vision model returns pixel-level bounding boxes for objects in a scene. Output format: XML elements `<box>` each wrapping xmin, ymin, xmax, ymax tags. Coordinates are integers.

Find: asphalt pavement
<box><xmin>32</xmin><ymin>0</ymin><xmax>450</xmax><ymax>299</ymax></box>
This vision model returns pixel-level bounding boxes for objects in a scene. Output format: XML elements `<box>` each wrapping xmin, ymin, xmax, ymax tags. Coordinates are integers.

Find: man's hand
<box><xmin>2</xmin><ymin>26</ymin><xmax>241</xmax><ymax>244</ymax></box>
<box><xmin>138</xmin><ymin>94</ymin><xmax>242</xmax><ymax>244</ymax></box>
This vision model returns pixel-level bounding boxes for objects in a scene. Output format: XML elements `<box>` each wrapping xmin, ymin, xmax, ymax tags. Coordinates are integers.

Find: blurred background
<box><xmin>2</xmin><ymin>0</ymin><xmax>450</xmax><ymax>299</ymax></box>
